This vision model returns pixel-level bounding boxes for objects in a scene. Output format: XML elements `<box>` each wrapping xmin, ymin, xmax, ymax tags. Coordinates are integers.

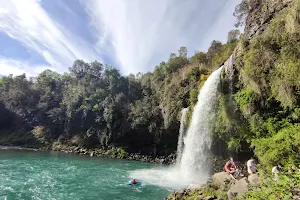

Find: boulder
<box><xmin>74</xmin><ymin>147</ymin><xmax>80</xmax><ymax>151</ymax></box>
<box><xmin>248</xmin><ymin>174</ymin><xmax>259</xmax><ymax>186</ymax></box>
<box><xmin>187</xmin><ymin>184</ymin><xmax>206</xmax><ymax>192</ymax></box>
<box><xmin>292</xmin><ymin>195</ymin><xmax>300</xmax><ymax>199</ymax></box>
<box><xmin>227</xmin><ymin>177</ymin><xmax>249</xmax><ymax>200</ymax></box>
<box><xmin>175</xmin><ymin>190</ymin><xmax>185</xmax><ymax>199</ymax></box>
<box><xmin>212</xmin><ymin>172</ymin><xmax>232</xmax><ymax>185</ymax></box>
<box><xmin>203</xmin><ymin>195</ymin><xmax>217</xmax><ymax>200</ymax></box>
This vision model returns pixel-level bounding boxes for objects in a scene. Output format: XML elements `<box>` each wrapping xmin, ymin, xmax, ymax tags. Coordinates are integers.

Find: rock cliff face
<box><xmin>244</xmin><ymin>0</ymin><xmax>293</xmax><ymax>38</ymax></box>
<box><xmin>166</xmin><ymin>0</ymin><xmax>298</xmax><ymax>199</ymax></box>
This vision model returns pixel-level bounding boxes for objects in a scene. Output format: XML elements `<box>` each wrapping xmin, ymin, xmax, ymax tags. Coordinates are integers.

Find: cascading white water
<box><xmin>130</xmin><ymin>66</ymin><xmax>223</xmax><ymax>189</ymax></box>
<box><xmin>176</xmin><ymin>108</ymin><xmax>188</xmax><ymax>164</ymax></box>
<box><xmin>180</xmin><ymin>66</ymin><xmax>223</xmax><ymax>180</ymax></box>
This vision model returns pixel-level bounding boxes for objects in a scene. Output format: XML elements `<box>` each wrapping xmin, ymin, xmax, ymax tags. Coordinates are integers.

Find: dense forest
<box><xmin>0</xmin><ymin>27</ymin><xmax>239</xmax><ymax>157</ymax></box>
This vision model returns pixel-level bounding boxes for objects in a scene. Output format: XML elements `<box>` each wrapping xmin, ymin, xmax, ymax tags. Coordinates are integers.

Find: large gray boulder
<box><xmin>187</xmin><ymin>184</ymin><xmax>206</xmax><ymax>192</ymax></box>
<box><xmin>212</xmin><ymin>172</ymin><xmax>232</xmax><ymax>185</ymax></box>
<box><xmin>227</xmin><ymin>177</ymin><xmax>249</xmax><ymax>200</ymax></box>
<box><xmin>248</xmin><ymin>174</ymin><xmax>259</xmax><ymax>186</ymax></box>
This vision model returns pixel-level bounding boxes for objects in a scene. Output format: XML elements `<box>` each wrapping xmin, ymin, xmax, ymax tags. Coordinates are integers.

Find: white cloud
<box><xmin>0</xmin><ymin>57</ymin><xmax>53</xmax><ymax>77</ymax></box>
<box><xmin>82</xmin><ymin>0</ymin><xmax>241</xmax><ymax>75</ymax></box>
<box><xmin>0</xmin><ymin>0</ymin><xmax>241</xmax><ymax>76</ymax></box>
<box><xmin>0</xmin><ymin>0</ymin><xmax>99</xmax><ymax>76</ymax></box>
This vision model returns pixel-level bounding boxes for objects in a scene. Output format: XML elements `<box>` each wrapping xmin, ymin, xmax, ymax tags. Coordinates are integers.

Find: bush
<box><xmin>252</xmin><ymin>124</ymin><xmax>300</xmax><ymax>167</ymax></box>
<box><xmin>105</xmin><ymin>147</ymin><xmax>129</xmax><ymax>159</ymax></box>
<box><xmin>189</xmin><ymin>89</ymin><xmax>199</xmax><ymax>106</ymax></box>
<box><xmin>227</xmin><ymin>138</ymin><xmax>241</xmax><ymax>152</ymax></box>
<box><xmin>235</xmin><ymin>86</ymin><xmax>256</xmax><ymax>115</ymax></box>
<box><xmin>241</xmin><ymin>171</ymin><xmax>300</xmax><ymax>200</ymax></box>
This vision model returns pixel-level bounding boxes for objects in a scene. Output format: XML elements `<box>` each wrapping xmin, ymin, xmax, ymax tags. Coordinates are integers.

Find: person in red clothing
<box><xmin>224</xmin><ymin>157</ymin><xmax>237</xmax><ymax>181</ymax></box>
<box><xmin>130</xmin><ymin>178</ymin><xmax>137</xmax><ymax>184</ymax></box>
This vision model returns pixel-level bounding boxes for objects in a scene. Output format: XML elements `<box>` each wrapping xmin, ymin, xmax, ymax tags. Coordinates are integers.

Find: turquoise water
<box><xmin>0</xmin><ymin>148</ymin><xmax>171</xmax><ymax>200</ymax></box>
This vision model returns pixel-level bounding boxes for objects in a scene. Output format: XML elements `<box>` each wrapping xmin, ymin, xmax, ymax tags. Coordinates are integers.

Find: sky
<box><xmin>0</xmin><ymin>0</ymin><xmax>241</xmax><ymax>77</ymax></box>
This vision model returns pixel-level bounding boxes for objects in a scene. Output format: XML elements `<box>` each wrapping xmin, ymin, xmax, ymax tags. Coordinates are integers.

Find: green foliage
<box><xmin>215</xmin><ymin>95</ymin><xmax>232</xmax><ymax>137</ymax></box>
<box><xmin>207</xmin><ymin>40</ymin><xmax>223</xmax><ymax>61</ymax></box>
<box><xmin>235</xmin><ymin>87</ymin><xmax>256</xmax><ymax>114</ymax></box>
<box><xmin>185</xmin><ymin>66</ymin><xmax>202</xmax><ymax>83</ymax></box>
<box><xmin>105</xmin><ymin>147</ymin><xmax>129</xmax><ymax>159</ymax></box>
<box><xmin>215</xmin><ymin>90</ymin><xmax>250</xmax><ymax>153</ymax></box>
<box><xmin>227</xmin><ymin>138</ymin><xmax>241</xmax><ymax>152</ymax></box>
<box><xmin>190</xmin><ymin>51</ymin><xmax>208</xmax><ymax>66</ymax></box>
<box><xmin>210</xmin><ymin>40</ymin><xmax>239</xmax><ymax>70</ymax></box>
<box><xmin>252</xmin><ymin>124</ymin><xmax>300</xmax><ymax>167</ymax></box>
<box><xmin>264</xmin><ymin>118</ymin><xmax>291</xmax><ymax>135</ymax></box>
<box><xmin>233</xmin><ymin>0</ymin><xmax>252</xmax><ymax>27</ymax></box>
<box><xmin>167</xmin><ymin>183</ymin><xmax>228</xmax><ymax>200</ymax></box>
<box><xmin>227</xmin><ymin>29</ymin><xmax>241</xmax><ymax>42</ymax></box>
<box><xmin>198</xmin><ymin>74</ymin><xmax>209</xmax><ymax>88</ymax></box>
<box><xmin>248</xmin><ymin>114</ymin><xmax>265</xmax><ymax>137</ymax></box>
<box><xmin>178</xmin><ymin>46</ymin><xmax>188</xmax><ymax>58</ymax></box>
<box><xmin>270</xmin><ymin>56</ymin><xmax>300</xmax><ymax>109</ymax></box>
<box><xmin>230</xmin><ymin>0</ymin><xmax>300</xmax><ymax>164</ymax></box>
<box><xmin>242</xmin><ymin>171</ymin><xmax>300</xmax><ymax>200</ymax></box>
<box><xmin>189</xmin><ymin>89</ymin><xmax>199</xmax><ymax>106</ymax></box>
<box><xmin>240</xmin><ymin>0</ymin><xmax>300</xmax><ymax>109</ymax></box>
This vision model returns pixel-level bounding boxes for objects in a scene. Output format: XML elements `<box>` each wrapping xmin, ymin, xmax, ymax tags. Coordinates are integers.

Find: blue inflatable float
<box><xmin>126</xmin><ymin>181</ymin><xmax>142</xmax><ymax>186</ymax></box>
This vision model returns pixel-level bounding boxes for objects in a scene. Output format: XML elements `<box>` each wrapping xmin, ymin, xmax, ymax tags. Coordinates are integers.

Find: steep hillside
<box><xmin>166</xmin><ymin>1</ymin><xmax>300</xmax><ymax>199</ymax></box>
<box><xmin>218</xmin><ymin>0</ymin><xmax>300</xmax><ymax>167</ymax></box>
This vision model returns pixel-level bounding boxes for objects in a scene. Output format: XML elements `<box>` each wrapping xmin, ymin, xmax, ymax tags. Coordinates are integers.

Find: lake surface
<box><xmin>0</xmin><ymin>147</ymin><xmax>171</xmax><ymax>200</ymax></box>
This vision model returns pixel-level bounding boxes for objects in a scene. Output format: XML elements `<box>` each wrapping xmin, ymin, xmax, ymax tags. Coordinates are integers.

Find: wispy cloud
<box><xmin>0</xmin><ymin>0</ymin><xmax>240</xmax><ymax>76</ymax></box>
<box><xmin>0</xmin><ymin>57</ymin><xmax>53</xmax><ymax>77</ymax></box>
<box><xmin>0</xmin><ymin>0</ymin><xmax>99</xmax><ymax>76</ymax></box>
<box><xmin>82</xmin><ymin>0</ymin><xmax>240</xmax><ymax>75</ymax></box>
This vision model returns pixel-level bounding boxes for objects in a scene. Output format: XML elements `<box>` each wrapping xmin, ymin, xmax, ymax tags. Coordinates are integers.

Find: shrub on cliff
<box><xmin>105</xmin><ymin>147</ymin><xmax>129</xmax><ymax>159</ymax></box>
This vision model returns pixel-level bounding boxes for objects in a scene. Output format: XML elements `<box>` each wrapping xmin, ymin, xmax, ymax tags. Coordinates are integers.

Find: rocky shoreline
<box><xmin>46</xmin><ymin>145</ymin><xmax>176</xmax><ymax>165</ymax></box>
<box><xmin>166</xmin><ymin>172</ymin><xmax>259</xmax><ymax>200</ymax></box>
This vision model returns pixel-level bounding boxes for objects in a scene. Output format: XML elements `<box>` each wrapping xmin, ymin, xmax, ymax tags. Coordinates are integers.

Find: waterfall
<box><xmin>225</xmin><ymin>55</ymin><xmax>234</xmax><ymax>95</ymax></box>
<box><xmin>179</xmin><ymin>66</ymin><xmax>223</xmax><ymax>180</ymax></box>
<box><xmin>130</xmin><ymin>66</ymin><xmax>223</xmax><ymax>189</ymax></box>
<box><xmin>176</xmin><ymin>108</ymin><xmax>188</xmax><ymax>164</ymax></box>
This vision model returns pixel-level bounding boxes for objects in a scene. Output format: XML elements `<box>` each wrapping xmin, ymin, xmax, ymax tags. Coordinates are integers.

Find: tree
<box><xmin>178</xmin><ymin>46</ymin><xmax>188</xmax><ymax>58</ymax></box>
<box><xmin>34</xmin><ymin>70</ymin><xmax>65</xmax><ymax>136</ymax></box>
<box><xmin>207</xmin><ymin>40</ymin><xmax>223</xmax><ymax>60</ymax></box>
<box><xmin>169</xmin><ymin>53</ymin><xmax>176</xmax><ymax>59</ymax></box>
<box><xmin>0</xmin><ymin>74</ymin><xmax>40</xmax><ymax>126</ymax></box>
<box><xmin>227</xmin><ymin>29</ymin><xmax>241</xmax><ymax>42</ymax></box>
<box><xmin>191</xmin><ymin>51</ymin><xmax>208</xmax><ymax>65</ymax></box>
<box><xmin>233</xmin><ymin>0</ymin><xmax>251</xmax><ymax>27</ymax></box>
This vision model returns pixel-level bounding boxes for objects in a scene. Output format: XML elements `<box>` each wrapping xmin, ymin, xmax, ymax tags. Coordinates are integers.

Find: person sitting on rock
<box><xmin>247</xmin><ymin>157</ymin><xmax>257</xmax><ymax>174</ymax></box>
<box><xmin>224</xmin><ymin>157</ymin><xmax>237</xmax><ymax>181</ymax></box>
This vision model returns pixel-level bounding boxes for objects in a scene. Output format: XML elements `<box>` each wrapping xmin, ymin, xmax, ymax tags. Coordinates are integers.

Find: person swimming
<box><xmin>130</xmin><ymin>178</ymin><xmax>137</xmax><ymax>184</ymax></box>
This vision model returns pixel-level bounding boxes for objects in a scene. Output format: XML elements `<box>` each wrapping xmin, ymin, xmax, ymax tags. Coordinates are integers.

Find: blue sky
<box><xmin>0</xmin><ymin>0</ymin><xmax>241</xmax><ymax>77</ymax></box>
